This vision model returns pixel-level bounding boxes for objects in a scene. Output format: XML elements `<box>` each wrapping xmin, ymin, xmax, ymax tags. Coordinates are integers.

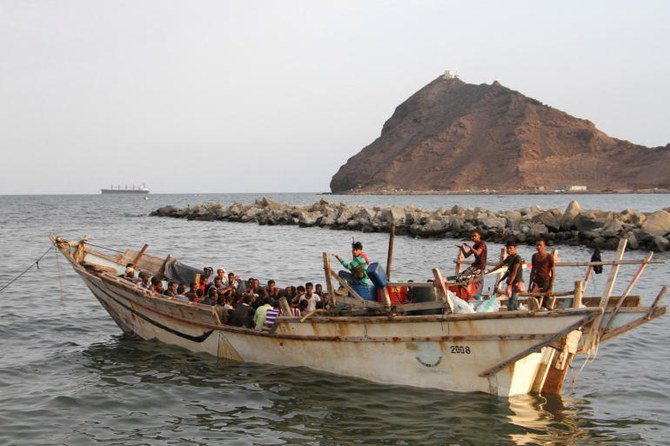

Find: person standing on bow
<box><xmin>528</xmin><ymin>239</ymin><xmax>555</xmax><ymax>309</ymax></box>
<box><xmin>332</xmin><ymin>241</ymin><xmax>372</xmax><ymax>286</ymax></box>
<box><xmin>456</xmin><ymin>230</ymin><xmax>487</xmax><ymax>293</ymax></box>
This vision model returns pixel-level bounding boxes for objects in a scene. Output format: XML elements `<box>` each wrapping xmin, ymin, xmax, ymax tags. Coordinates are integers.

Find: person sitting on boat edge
<box><xmin>264</xmin><ymin>300</ymin><xmax>280</xmax><ymax>328</ymax></box>
<box><xmin>253</xmin><ymin>297</ymin><xmax>273</xmax><ymax>329</ymax></box>
<box><xmin>486</xmin><ymin>240</ymin><xmax>525</xmax><ymax>311</ymax></box>
<box><xmin>332</xmin><ymin>241</ymin><xmax>372</xmax><ymax>286</ymax></box>
<box><xmin>528</xmin><ymin>239</ymin><xmax>556</xmax><ymax>310</ymax></box>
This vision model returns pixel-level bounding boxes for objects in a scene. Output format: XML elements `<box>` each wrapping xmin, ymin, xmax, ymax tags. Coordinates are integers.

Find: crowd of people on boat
<box><xmin>119</xmin><ymin>264</ymin><xmax>332</xmax><ymax>329</ymax></box>
<box><xmin>118</xmin><ymin>233</ymin><xmax>558</xmax><ymax>328</ymax></box>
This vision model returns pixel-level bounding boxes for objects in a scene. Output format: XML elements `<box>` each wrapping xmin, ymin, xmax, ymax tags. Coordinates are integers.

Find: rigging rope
<box><xmin>0</xmin><ymin>245</ymin><xmax>55</xmax><ymax>294</ymax></box>
<box><xmin>86</xmin><ymin>242</ymin><xmax>125</xmax><ymax>254</ymax></box>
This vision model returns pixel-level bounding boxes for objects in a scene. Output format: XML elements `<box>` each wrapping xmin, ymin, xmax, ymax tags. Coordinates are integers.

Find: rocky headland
<box><xmin>330</xmin><ymin>74</ymin><xmax>670</xmax><ymax>194</ymax></box>
<box><xmin>151</xmin><ymin>198</ymin><xmax>670</xmax><ymax>252</ymax></box>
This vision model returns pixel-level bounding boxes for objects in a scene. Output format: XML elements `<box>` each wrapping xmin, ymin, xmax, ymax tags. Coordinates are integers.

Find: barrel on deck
<box><xmin>351</xmin><ymin>284</ymin><xmax>377</xmax><ymax>301</ymax></box>
<box><xmin>410</xmin><ymin>285</ymin><xmax>442</xmax><ymax>315</ymax></box>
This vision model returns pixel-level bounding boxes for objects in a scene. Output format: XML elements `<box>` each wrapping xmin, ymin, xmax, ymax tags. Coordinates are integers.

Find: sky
<box><xmin>1</xmin><ymin>0</ymin><xmax>668</xmax><ymax>194</ymax></box>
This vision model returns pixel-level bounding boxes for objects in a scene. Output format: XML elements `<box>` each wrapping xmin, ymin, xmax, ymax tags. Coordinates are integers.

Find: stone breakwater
<box><xmin>151</xmin><ymin>198</ymin><xmax>670</xmax><ymax>252</ymax></box>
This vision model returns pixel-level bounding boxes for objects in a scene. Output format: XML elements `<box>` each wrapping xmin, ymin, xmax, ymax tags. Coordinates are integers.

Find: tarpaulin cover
<box><xmin>164</xmin><ymin>259</ymin><xmax>201</xmax><ymax>285</ymax></box>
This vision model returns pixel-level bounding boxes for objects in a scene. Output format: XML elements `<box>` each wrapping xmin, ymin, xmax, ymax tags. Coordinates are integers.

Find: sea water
<box><xmin>0</xmin><ymin>193</ymin><xmax>669</xmax><ymax>445</ymax></box>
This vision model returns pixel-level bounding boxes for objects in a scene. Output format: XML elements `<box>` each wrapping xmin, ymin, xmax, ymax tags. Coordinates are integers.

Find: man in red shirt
<box><xmin>457</xmin><ymin>230</ymin><xmax>488</xmax><ymax>294</ymax></box>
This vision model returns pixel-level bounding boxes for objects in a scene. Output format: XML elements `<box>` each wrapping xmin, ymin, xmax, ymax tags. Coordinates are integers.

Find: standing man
<box><xmin>528</xmin><ymin>239</ymin><xmax>556</xmax><ymax>309</ymax></box>
<box><xmin>457</xmin><ymin>230</ymin><xmax>487</xmax><ymax>293</ymax></box>
<box><xmin>487</xmin><ymin>240</ymin><xmax>525</xmax><ymax>311</ymax></box>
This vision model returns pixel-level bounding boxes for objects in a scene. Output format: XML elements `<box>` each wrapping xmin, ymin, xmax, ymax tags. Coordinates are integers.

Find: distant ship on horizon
<box><xmin>100</xmin><ymin>183</ymin><xmax>150</xmax><ymax>195</ymax></box>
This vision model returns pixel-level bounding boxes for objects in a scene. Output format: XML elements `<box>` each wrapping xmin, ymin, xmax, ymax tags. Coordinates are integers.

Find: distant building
<box><xmin>443</xmin><ymin>70</ymin><xmax>458</xmax><ymax>79</ymax></box>
<box><xmin>557</xmin><ymin>185</ymin><xmax>587</xmax><ymax>192</ymax></box>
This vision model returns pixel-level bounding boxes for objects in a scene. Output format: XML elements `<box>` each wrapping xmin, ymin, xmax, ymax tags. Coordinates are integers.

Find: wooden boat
<box><xmin>51</xmin><ymin>235</ymin><xmax>666</xmax><ymax>397</ymax></box>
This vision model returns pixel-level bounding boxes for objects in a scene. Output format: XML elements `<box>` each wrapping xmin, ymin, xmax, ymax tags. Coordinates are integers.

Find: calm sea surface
<box><xmin>1</xmin><ymin>193</ymin><xmax>669</xmax><ymax>445</ymax></box>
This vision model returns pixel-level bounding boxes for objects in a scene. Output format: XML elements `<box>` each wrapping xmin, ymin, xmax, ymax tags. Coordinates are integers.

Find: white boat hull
<box><xmin>77</xmin><ymin>267</ymin><xmax>600</xmax><ymax>397</ymax></box>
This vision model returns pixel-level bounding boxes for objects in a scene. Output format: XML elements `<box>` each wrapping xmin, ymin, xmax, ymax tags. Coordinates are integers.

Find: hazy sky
<box><xmin>1</xmin><ymin>1</ymin><xmax>668</xmax><ymax>194</ymax></box>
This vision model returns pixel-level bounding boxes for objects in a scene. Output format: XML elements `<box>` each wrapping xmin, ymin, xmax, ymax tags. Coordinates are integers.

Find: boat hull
<box><xmin>76</xmin><ymin>267</ymin><xmax>602</xmax><ymax>397</ymax></box>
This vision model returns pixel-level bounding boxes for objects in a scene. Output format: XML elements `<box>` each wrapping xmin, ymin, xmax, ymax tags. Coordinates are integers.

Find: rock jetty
<box><xmin>151</xmin><ymin>198</ymin><xmax>670</xmax><ymax>252</ymax></box>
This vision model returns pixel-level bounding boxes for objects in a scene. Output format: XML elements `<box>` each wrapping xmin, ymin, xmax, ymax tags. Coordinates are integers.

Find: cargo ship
<box><xmin>101</xmin><ymin>183</ymin><xmax>150</xmax><ymax>195</ymax></box>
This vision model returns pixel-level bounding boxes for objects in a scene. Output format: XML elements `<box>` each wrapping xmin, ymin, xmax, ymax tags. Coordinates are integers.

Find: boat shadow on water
<box><xmin>78</xmin><ymin>336</ymin><xmax>611</xmax><ymax>446</ymax></box>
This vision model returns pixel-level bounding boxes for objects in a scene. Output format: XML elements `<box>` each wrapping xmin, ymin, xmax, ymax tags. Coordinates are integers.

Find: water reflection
<box><xmin>77</xmin><ymin>337</ymin><xmax>608</xmax><ymax>445</ymax></box>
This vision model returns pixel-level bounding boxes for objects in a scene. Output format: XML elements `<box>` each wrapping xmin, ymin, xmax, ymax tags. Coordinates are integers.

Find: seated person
<box><xmin>292</xmin><ymin>285</ymin><xmax>306</xmax><ymax>305</ymax></box>
<box><xmin>184</xmin><ymin>282</ymin><xmax>198</xmax><ymax>301</ymax></box>
<box><xmin>173</xmin><ymin>284</ymin><xmax>190</xmax><ymax>303</ymax></box>
<box><xmin>202</xmin><ymin>266</ymin><xmax>214</xmax><ymax>284</ymax></box>
<box><xmin>120</xmin><ymin>263</ymin><xmax>137</xmax><ymax>282</ymax></box>
<box><xmin>332</xmin><ymin>241</ymin><xmax>372</xmax><ymax>286</ymax></box>
<box><xmin>214</xmin><ymin>268</ymin><xmax>228</xmax><ymax>287</ymax></box>
<box><xmin>297</xmin><ymin>299</ymin><xmax>309</xmax><ymax>317</ymax></box>
<box><xmin>201</xmin><ymin>287</ymin><xmax>218</xmax><ymax>306</ymax></box>
<box><xmin>266</xmin><ymin>279</ymin><xmax>281</xmax><ymax>301</ymax></box>
<box><xmin>264</xmin><ymin>301</ymin><xmax>280</xmax><ymax>328</ymax></box>
<box><xmin>228</xmin><ymin>295</ymin><xmax>255</xmax><ymax>328</ymax></box>
<box><xmin>137</xmin><ymin>271</ymin><xmax>151</xmax><ymax>289</ymax></box>
<box><xmin>253</xmin><ymin>297</ymin><xmax>273</xmax><ymax>329</ymax></box>
<box><xmin>300</xmin><ymin>282</ymin><xmax>321</xmax><ymax>313</ymax></box>
<box><xmin>163</xmin><ymin>281</ymin><xmax>177</xmax><ymax>297</ymax></box>
<box><xmin>150</xmin><ymin>277</ymin><xmax>164</xmax><ymax>295</ymax></box>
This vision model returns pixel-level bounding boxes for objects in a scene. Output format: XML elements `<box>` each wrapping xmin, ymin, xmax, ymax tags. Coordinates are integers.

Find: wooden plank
<box><xmin>132</xmin><ymin>244</ymin><xmax>149</xmax><ymax>268</ymax></box>
<box><xmin>479</xmin><ymin>316</ymin><xmax>595</xmax><ymax>378</ymax></box>
<box><xmin>386</xmin><ymin>223</ymin><xmax>395</xmax><ymax>280</ymax></box>
<box><xmin>598</xmin><ymin>239</ymin><xmax>628</xmax><ymax>308</ymax></box>
<box><xmin>335</xmin><ymin>295</ymin><xmax>385</xmax><ymax>310</ymax></box>
<box><xmin>572</xmin><ymin>281</ymin><xmax>583</xmax><ymax>308</ymax></box>
<box><xmin>586</xmin><ymin>239</ymin><xmax>627</xmax><ymax>352</ymax></box>
<box><xmin>394</xmin><ymin>301</ymin><xmax>447</xmax><ymax>313</ymax></box>
<box><xmin>604</xmin><ymin>251</ymin><xmax>653</xmax><ymax>328</ymax></box>
<box><xmin>646</xmin><ymin>286</ymin><xmax>667</xmax><ymax>320</ymax></box>
<box><xmin>278</xmin><ymin>297</ymin><xmax>292</xmax><ymax>317</ymax></box>
<box><xmin>322</xmin><ymin>252</ymin><xmax>337</xmax><ymax>308</ymax></box>
<box><xmin>432</xmin><ymin>268</ymin><xmax>455</xmax><ymax>313</ymax></box>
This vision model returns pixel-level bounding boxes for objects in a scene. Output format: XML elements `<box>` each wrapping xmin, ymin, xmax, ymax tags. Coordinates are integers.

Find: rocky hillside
<box><xmin>330</xmin><ymin>75</ymin><xmax>670</xmax><ymax>193</ymax></box>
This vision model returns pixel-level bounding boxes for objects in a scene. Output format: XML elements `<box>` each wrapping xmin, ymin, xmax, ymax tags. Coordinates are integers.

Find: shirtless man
<box><xmin>528</xmin><ymin>239</ymin><xmax>555</xmax><ymax>309</ymax></box>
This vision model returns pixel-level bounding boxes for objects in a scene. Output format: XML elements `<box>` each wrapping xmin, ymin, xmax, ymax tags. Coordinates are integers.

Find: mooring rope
<box><xmin>0</xmin><ymin>245</ymin><xmax>55</xmax><ymax>294</ymax></box>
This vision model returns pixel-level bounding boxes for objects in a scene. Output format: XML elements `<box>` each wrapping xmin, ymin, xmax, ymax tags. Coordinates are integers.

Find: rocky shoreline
<box><xmin>150</xmin><ymin>198</ymin><xmax>670</xmax><ymax>252</ymax></box>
